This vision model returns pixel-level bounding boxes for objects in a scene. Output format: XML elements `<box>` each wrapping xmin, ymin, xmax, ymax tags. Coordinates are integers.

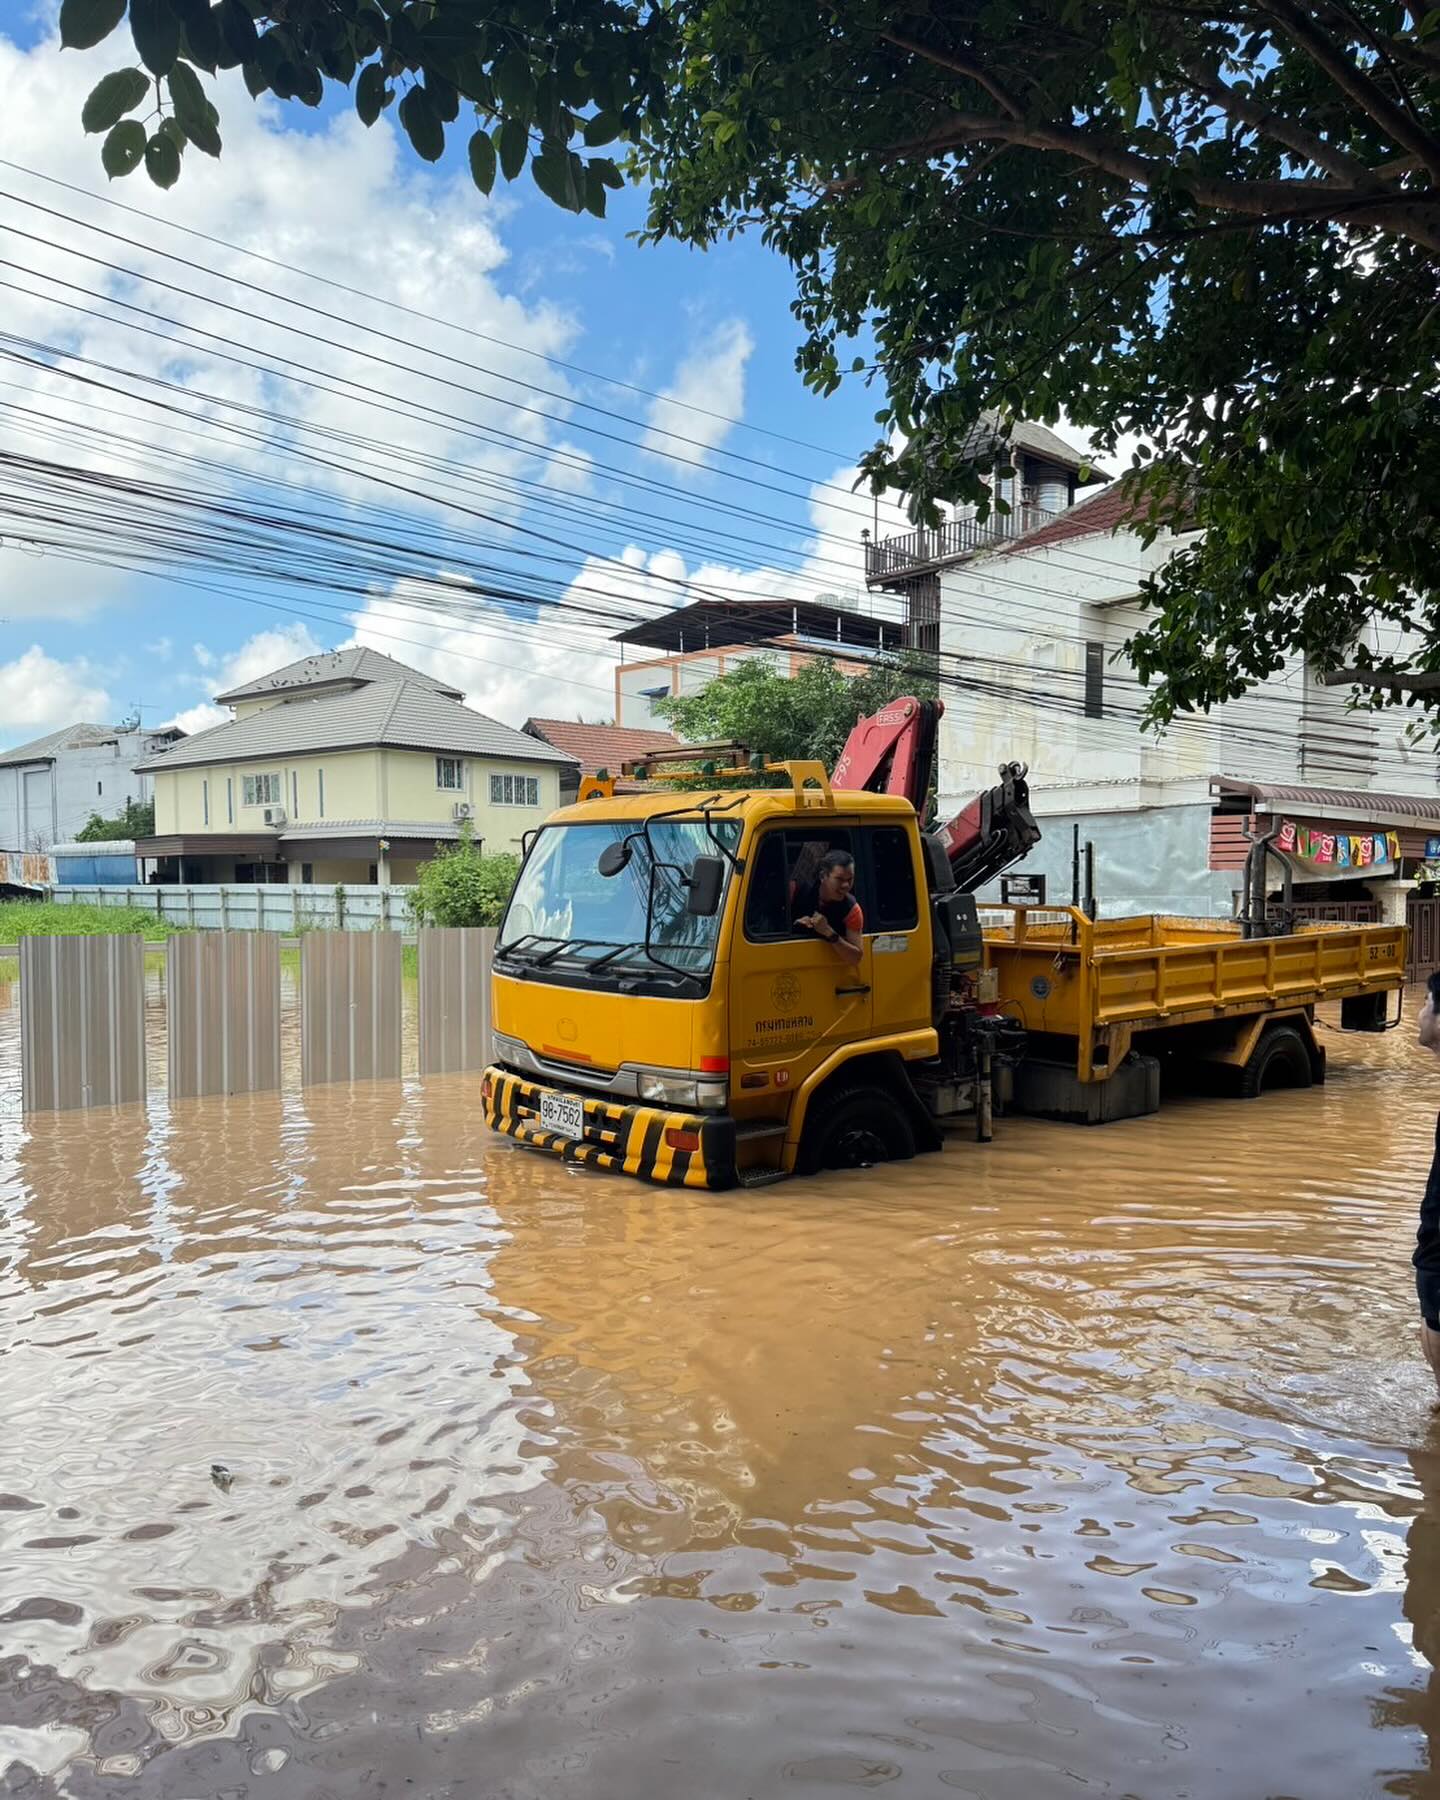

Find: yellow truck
<box><xmin>983</xmin><ymin>904</ymin><xmax>1405</xmax><ymax>1123</ymax></box>
<box><xmin>482</xmin><ymin>703</ymin><xmax>1407</xmax><ymax>1188</ymax></box>
<box><xmin>482</xmin><ymin>758</ymin><xmax>1009</xmax><ymax>1189</ymax></box>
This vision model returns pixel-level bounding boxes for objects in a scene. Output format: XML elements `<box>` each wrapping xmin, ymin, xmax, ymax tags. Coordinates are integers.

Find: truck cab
<box><xmin>482</xmin><ymin>761</ymin><xmax>1003</xmax><ymax>1189</ymax></box>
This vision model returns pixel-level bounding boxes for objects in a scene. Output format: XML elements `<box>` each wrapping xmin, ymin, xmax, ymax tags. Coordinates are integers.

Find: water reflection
<box><xmin>1</xmin><ymin>992</ymin><xmax>1440</xmax><ymax>1796</ymax></box>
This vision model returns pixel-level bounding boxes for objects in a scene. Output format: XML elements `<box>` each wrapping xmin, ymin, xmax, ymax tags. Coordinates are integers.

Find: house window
<box><xmin>1084</xmin><ymin>641</ymin><xmax>1105</xmax><ymax>720</ymax></box>
<box><xmin>302</xmin><ymin>862</ymin><xmax>313</xmax><ymax>883</ymax></box>
<box><xmin>291</xmin><ymin>771</ymin><xmax>298</xmax><ymax>817</ymax></box>
<box><xmin>226</xmin><ymin>777</ymin><xmax>233</xmax><ymax>824</ymax></box>
<box><xmin>202</xmin><ymin>779</ymin><xmax>209</xmax><ymax>826</ymax></box>
<box><xmin>318</xmin><ymin>768</ymin><xmax>325</xmax><ymax>818</ymax></box>
<box><xmin>242</xmin><ymin>772</ymin><xmax>282</xmax><ymax>807</ymax></box>
<box><xmin>97</xmin><ymin>780</ymin><xmax>103</xmax><ymax>796</ymax></box>
<box><xmin>489</xmin><ymin>772</ymin><xmax>540</xmax><ymax>807</ymax></box>
<box><xmin>436</xmin><ymin>756</ymin><xmax>465</xmax><ymax>791</ymax></box>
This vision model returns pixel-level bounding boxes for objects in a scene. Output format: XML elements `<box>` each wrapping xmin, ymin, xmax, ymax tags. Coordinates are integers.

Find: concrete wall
<box><xmin>0</xmin><ymin>729</ymin><xmax>169</xmax><ymax>850</ymax></box>
<box><xmin>937</xmin><ymin>528</ymin><xmax>1434</xmax><ymax>830</ymax></box>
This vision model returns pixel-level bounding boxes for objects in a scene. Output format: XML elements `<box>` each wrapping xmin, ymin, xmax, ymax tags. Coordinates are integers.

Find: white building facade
<box><xmin>929</xmin><ymin>487</ymin><xmax>1440</xmax><ymax>946</ymax></box>
<box><xmin>0</xmin><ymin>722</ymin><xmax>182</xmax><ymax>851</ymax></box>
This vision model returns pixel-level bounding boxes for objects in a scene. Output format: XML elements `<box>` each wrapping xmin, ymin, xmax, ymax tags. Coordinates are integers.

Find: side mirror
<box><xmin>597</xmin><ymin>838</ymin><xmax>631</xmax><ymax>877</ymax></box>
<box><xmin>686</xmin><ymin>855</ymin><xmax>725</xmax><ymax>917</ymax></box>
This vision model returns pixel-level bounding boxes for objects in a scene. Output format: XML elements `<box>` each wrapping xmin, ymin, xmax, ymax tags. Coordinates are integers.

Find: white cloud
<box><xmin>0</xmin><ymin>645</ymin><xmax>110</xmax><ymax>741</ymax></box>
<box><xmin>145</xmin><ymin>636</ymin><xmax>173</xmax><ymax>660</ymax></box>
<box><xmin>345</xmin><ymin>584</ymin><xmax>617</xmax><ymax>728</ymax></box>
<box><xmin>166</xmin><ymin>701</ymin><xmax>227</xmax><ymax>735</ymax></box>
<box><xmin>642</xmin><ymin>321</ymin><xmax>754</xmax><ymax>466</ymax></box>
<box><xmin>0</xmin><ymin>24</ymin><xmax>586</xmax><ymax>606</ymax></box>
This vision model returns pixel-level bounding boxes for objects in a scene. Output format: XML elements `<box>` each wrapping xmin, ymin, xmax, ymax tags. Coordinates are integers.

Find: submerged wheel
<box><xmin>1238</xmin><ymin>1023</ymin><xmax>1314</xmax><ymax>1098</ymax></box>
<box><xmin>796</xmin><ymin>1082</ymin><xmax>917</xmax><ymax>1175</ymax></box>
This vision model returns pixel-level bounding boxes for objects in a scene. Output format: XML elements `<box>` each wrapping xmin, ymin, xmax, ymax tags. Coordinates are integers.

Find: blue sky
<box><xmin>0</xmin><ymin>4</ymin><xmax>914</xmax><ymax>750</ymax></box>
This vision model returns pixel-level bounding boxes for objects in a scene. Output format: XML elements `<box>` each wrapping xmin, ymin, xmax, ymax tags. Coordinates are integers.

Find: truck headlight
<box><xmin>637</xmin><ymin>1073</ymin><xmax>728</xmax><ymax>1113</ymax></box>
<box><xmin>491</xmin><ymin>1032</ymin><xmax>524</xmax><ymax>1066</ymax></box>
<box><xmin>638</xmin><ymin>1073</ymin><xmax>698</xmax><ymax>1108</ymax></box>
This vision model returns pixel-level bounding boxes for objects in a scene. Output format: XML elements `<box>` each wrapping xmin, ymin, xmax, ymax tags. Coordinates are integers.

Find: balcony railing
<box><xmin>864</xmin><ymin>504</ymin><xmax>1056</xmax><ymax>584</ymax></box>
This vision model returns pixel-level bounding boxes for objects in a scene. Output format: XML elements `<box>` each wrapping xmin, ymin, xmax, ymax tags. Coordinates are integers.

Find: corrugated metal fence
<box><xmin>18</xmin><ymin>928</ymin><xmax>496</xmax><ymax>1113</ymax></box>
<box><xmin>48</xmin><ymin>884</ymin><xmax>417</xmax><ymax>931</ymax></box>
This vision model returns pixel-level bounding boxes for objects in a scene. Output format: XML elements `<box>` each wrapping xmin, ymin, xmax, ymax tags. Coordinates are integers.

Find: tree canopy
<box><xmin>656</xmin><ymin>654</ymin><xmax>938</xmax><ymax>771</ymax></box>
<box><xmin>408</xmin><ymin>825</ymin><xmax>519</xmax><ymax>927</ymax></box>
<box><xmin>74</xmin><ymin>798</ymin><xmax>155</xmax><ymax>841</ymax></box>
<box><xmin>57</xmin><ymin>1</ymin><xmax>1440</xmax><ymax>722</ymax></box>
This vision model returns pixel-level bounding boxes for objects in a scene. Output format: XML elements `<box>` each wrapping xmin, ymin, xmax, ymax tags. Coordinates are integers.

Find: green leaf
<box><xmin>178</xmin><ymin>3</ymin><xmax>221</xmax><ymax>72</ymax></box>
<box><xmin>81</xmin><ymin>67</ymin><xmax>151</xmax><ymax>134</ymax></box>
<box><xmin>241</xmin><ymin>58</ymin><xmax>268</xmax><ymax>98</ymax></box>
<box><xmin>166</xmin><ymin>57</ymin><xmax>206</xmax><ymax>121</ymax></box>
<box><xmin>130</xmin><ymin>0</ymin><xmax>181</xmax><ymax>75</ymax></box>
<box><xmin>59</xmin><ymin>0</ymin><xmax>126</xmax><ymax>51</ymax></box>
<box><xmin>424</xmin><ymin>70</ymin><xmax>460</xmax><ymax>124</ymax></box>
<box><xmin>531</xmin><ymin>145</ymin><xmax>581</xmax><ymax>213</ymax></box>
<box><xmin>398</xmin><ymin>86</ymin><xmax>444</xmax><ymax>162</ymax></box>
<box><xmin>355</xmin><ymin>60</ymin><xmax>389</xmax><ymax>126</ymax></box>
<box><xmin>491</xmin><ymin>49</ymin><xmax>535</xmax><ymax>120</ymax></box>
<box><xmin>582</xmin><ymin>110</ymin><xmax>619</xmax><ymax>147</ymax></box>
<box><xmin>582</xmin><ymin>162</ymin><xmax>607</xmax><ymax>218</ymax></box>
<box><xmin>216</xmin><ymin>0</ymin><xmax>258</xmax><ymax>64</ymax></box>
<box><xmin>497</xmin><ymin>115</ymin><xmax>527</xmax><ymax>181</ymax></box>
<box><xmin>590</xmin><ymin>156</ymin><xmax>622</xmax><ymax>191</ymax></box>
<box><xmin>101</xmin><ymin>118</ymin><xmax>147</xmax><ymax>178</ymax></box>
<box><xmin>467</xmin><ymin>127</ymin><xmax>496</xmax><ymax>195</ymax></box>
<box><xmin>145</xmin><ymin>126</ymin><xmax>182</xmax><ymax>187</ymax></box>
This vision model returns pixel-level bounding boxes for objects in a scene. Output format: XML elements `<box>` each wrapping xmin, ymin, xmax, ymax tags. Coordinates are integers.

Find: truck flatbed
<box><xmin>982</xmin><ymin>906</ymin><xmax>1405</xmax><ymax>1107</ymax></box>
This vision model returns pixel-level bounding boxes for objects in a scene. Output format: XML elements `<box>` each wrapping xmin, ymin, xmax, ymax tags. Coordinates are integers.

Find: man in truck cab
<box><xmin>790</xmin><ymin>849</ymin><xmax>864</xmax><ymax>967</ymax></box>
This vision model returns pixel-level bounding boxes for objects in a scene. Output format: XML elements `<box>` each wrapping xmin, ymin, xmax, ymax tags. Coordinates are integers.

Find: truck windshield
<box><xmin>499</xmin><ymin>818</ymin><xmax>740</xmax><ymax>973</ymax></box>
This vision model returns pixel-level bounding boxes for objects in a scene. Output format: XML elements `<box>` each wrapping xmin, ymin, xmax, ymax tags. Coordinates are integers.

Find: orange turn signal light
<box><xmin>664</xmin><ymin>1128</ymin><xmax>701</xmax><ymax>1153</ymax></box>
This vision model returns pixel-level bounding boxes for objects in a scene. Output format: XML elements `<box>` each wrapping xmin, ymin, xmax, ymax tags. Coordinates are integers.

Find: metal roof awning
<box><xmin>136</xmin><ymin>834</ymin><xmax>281</xmax><ymax>858</ymax></box>
<box><xmin>1211</xmin><ymin>777</ymin><xmax>1440</xmax><ymax>827</ymax></box>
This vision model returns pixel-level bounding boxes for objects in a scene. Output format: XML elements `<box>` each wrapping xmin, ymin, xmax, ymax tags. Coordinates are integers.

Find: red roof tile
<box><xmin>524</xmin><ymin>718</ymin><xmax>682</xmax><ymax>772</ymax></box>
<box><xmin>1001</xmin><ymin>472</ymin><xmax>1194</xmax><ymax>554</ymax></box>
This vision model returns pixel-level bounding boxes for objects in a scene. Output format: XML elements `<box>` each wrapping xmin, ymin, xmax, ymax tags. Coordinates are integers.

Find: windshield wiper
<box><xmin>530</xmin><ymin>937</ymin><xmax>616</xmax><ymax>968</ymax></box>
<box><xmin>496</xmin><ymin>933</ymin><xmax>566</xmax><ymax>965</ymax></box>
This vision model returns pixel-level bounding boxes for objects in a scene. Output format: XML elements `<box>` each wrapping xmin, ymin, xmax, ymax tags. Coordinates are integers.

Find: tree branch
<box><xmin>1263</xmin><ymin>0</ymin><xmax>1440</xmax><ymax>182</ymax></box>
<box><xmin>877</xmin><ymin>28</ymin><xmax>1027</xmax><ymax>119</ymax></box>
<box><xmin>1180</xmin><ymin>56</ymin><xmax>1372</xmax><ymax>183</ymax></box>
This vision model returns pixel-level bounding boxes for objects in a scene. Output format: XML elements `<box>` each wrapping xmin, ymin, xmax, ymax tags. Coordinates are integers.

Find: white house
<box><xmin>867</xmin><ymin>478</ymin><xmax>1440</xmax><ymax>954</ymax></box>
<box><xmin>0</xmin><ymin>720</ymin><xmax>183</xmax><ymax>851</ymax></box>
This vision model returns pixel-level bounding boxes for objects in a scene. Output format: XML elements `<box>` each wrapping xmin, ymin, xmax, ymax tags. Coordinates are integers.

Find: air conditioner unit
<box><xmin>452</xmin><ymin>801</ymin><xmax>473</xmax><ymax>821</ymax></box>
<box><xmin>263</xmin><ymin>806</ymin><xmax>287</xmax><ymax>826</ymax></box>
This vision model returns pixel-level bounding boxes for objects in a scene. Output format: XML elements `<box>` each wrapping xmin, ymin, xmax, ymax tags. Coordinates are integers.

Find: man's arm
<box><xmin>795</xmin><ymin>913</ymin><xmax>864</xmax><ymax>966</ymax></box>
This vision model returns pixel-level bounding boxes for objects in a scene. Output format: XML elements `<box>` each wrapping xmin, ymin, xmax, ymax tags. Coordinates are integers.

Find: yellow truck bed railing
<box><xmin>980</xmin><ymin>906</ymin><xmax>1406</xmax><ymax>1082</ymax></box>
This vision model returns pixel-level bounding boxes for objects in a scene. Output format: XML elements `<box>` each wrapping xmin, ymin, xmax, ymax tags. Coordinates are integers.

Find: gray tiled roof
<box><xmin>213</xmin><ymin>647</ymin><xmax>464</xmax><ymax>704</ymax></box>
<box><xmin>0</xmin><ymin>722</ymin><xmax>116</xmax><ymax>766</ymax></box>
<box><xmin>136</xmin><ymin>681</ymin><xmax>580</xmax><ymax>772</ymax></box>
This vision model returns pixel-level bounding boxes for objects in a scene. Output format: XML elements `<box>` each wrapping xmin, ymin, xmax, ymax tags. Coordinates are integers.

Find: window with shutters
<box><xmin>436</xmin><ymin>756</ymin><xmax>464</xmax><ymax>790</ymax></box>
<box><xmin>1084</xmin><ymin>641</ymin><xmax>1105</xmax><ymax>719</ymax></box>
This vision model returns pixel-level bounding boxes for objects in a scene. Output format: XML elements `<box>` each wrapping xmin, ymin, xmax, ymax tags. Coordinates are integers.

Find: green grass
<box><xmin>0</xmin><ymin>900</ymin><xmax>180</xmax><ymax>944</ymax></box>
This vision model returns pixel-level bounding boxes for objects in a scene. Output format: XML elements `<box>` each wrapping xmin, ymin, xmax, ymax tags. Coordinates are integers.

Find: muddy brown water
<box><xmin>4</xmin><ymin>971</ymin><xmax>1440</xmax><ymax>1798</ymax></box>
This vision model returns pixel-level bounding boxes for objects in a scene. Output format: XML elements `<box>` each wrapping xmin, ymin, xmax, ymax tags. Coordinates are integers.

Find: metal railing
<box><xmin>864</xmin><ymin>505</ymin><xmax>1056</xmax><ymax>582</ymax></box>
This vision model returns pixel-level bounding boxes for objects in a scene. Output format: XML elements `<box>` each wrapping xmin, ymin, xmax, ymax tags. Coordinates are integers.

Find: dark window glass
<box><xmin>866</xmin><ymin>826</ymin><xmax>918</xmax><ymax>930</ymax></box>
<box><xmin>744</xmin><ymin>828</ymin><xmax>855</xmax><ymax>941</ymax></box>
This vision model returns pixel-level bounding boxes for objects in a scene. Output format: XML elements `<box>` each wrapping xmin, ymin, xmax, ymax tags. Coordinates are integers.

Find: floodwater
<box><xmin>4</xmin><ymin>972</ymin><xmax>1440</xmax><ymax>1799</ymax></box>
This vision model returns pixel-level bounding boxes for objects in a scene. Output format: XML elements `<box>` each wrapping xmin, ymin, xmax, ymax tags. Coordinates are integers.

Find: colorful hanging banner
<box><xmin>1273</xmin><ymin>819</ymin><xmax>1401</xmax><ymax>879</ymax></box>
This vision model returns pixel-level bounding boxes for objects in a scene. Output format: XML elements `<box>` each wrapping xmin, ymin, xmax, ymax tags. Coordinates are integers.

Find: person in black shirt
<box><xmin>1416</xmin><ymin>970</ymin><xmax>1440</xmax><ymax>1400</ymax></box>
<box><xmin>791</xmin><ymin>849</ymin><xmax>863</xmax><ymax>968</ymax></box>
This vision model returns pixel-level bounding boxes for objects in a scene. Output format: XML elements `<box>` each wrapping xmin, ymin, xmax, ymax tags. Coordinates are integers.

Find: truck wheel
<box><xmin>1238</xmin><ymin>1024</ymin><xmax>1314</xmax><ymax>1098</ymax></box>
<box><xmin>796</xmin><ymin>1082</ymin><xmax>917</xmax><ymax>1174</ymax></box>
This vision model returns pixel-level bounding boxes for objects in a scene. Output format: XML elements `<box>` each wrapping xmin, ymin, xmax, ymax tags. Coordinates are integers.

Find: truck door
<box><xmin>732</xmin><ymin>825</ymin><xmax>873</xmax><ymax>1093</ymax></box>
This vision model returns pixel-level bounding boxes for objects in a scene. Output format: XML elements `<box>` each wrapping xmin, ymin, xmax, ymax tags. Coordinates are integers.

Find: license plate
<box><xmin>539</xmin><ymin>1092</ymin><xmax>585</xmax><ymax>1140</ymax></box>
